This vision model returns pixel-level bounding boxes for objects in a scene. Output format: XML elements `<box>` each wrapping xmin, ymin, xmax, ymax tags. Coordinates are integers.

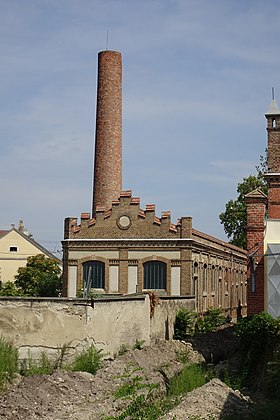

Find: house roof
<box><xmin>0</xmin><ymin>230</ymin><xmax>9</xmax><ymax>238</ymax></box>
<box><xmin>0</xmin><ymin>227</ymin><xmax>59</xmax><ymax>261</ymax></box>
<box><xmin>245</xmin><ymin>188</ymin><xmax>267</xmax><ymax>199</ymax></box>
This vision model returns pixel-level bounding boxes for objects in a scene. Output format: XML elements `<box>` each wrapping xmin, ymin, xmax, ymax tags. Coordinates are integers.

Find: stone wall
<box><xmin>0</xmin><ymin>295</ymin><xmax>195</xmax><ymax>360</ymax></box>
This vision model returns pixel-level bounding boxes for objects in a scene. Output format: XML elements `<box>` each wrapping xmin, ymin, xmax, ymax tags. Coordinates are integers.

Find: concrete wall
<box><xmin>0</xmin><ymin>295</ymin><xmax>195</xmax><ymax>360</ymax></box>
<box><xmin>150</xmin><ymin>296</ymin><xmax>195</xmax><ymax>341</ymax></box>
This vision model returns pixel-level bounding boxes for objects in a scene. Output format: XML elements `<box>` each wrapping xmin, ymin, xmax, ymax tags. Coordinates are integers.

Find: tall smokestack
<box><xmin>92</xmin><ymin>50</ymin><xmax>122</xmax><ymax>215</ymax></box>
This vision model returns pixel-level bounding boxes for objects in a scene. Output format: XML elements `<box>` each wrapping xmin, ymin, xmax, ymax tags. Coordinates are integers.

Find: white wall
<box><xmin>0</xmin><ymin>295</ymin><xmax>195</xmax><ymax>359</ymax></box>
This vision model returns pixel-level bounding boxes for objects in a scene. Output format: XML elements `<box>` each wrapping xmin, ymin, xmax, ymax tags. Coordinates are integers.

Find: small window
<box><xmin>9</xmin><ymin>246</ymin><xmax>18</xmax><ymax>252</ymax></box>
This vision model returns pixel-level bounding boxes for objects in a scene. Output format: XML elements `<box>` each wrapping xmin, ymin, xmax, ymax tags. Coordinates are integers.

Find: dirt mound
<box><xmin>161</xmin><ymin>378</ymin><xmax>251</xmax><ymax>419</ymax></box>
<box><xmin>0</xmin><ymin>340</ymin><xmax>201</xmax><ymax>419</ymax></box>
<box><xmin>0</xmin><ymin>338</ymin><xmax>251</xmax><ymax>419</ymax></box>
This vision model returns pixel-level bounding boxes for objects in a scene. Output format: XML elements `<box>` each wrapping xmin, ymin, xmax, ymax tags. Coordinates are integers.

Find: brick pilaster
<box><xmin>180</xmin><ymin>248</ymin><xmax>192</xmax><ymax>295</ymax></box>
<box><xmin>245</xmin><ymin>189</ymin><xmax>267</xmax><ymax>315</ymax></box>
<box><xmin>119</xmin><ymin>249</ymin><xmax>128</xmax><ymax>294</ymax></box>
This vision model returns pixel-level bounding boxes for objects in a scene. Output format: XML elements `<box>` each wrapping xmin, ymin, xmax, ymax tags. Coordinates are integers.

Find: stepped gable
<box><xmin>64</xmin><ymin>190</ymin><xmax>182</xmax><ymax>240</ymax></box>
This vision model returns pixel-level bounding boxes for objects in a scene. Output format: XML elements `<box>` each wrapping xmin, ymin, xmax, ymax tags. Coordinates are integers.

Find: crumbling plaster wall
<box><xmin>150</xmin><ymin>296</ymin><xmax>195</xmax><ymax>341</ymax></box>
<box><xmin>0</xmin><ymin>296</ymin><xmax>195</xmax><ymax>360</ymax></box>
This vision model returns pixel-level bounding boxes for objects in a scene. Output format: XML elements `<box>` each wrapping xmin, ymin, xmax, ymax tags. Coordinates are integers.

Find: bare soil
<box><xmin>0</xmin><ymin>333</ymin><xmax>251</xmax><ymax>419</ymax></box>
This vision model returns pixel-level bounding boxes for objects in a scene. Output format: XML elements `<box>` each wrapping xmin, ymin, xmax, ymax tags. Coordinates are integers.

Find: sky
<box><xmin>1</xmin><ymin>0</ymin><xmax>280</xmax><ymax>257</ymax></box>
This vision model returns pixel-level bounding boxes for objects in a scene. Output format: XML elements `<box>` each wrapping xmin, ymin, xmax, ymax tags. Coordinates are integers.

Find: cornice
<box><xmin>62</xmin><ymin>237</ymin><xmax>246</xmax><ymax>260</ymax></box>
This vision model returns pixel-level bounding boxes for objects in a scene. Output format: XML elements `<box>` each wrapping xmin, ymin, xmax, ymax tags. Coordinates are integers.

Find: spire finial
<box><xmin>106</xmin><ymin>29</ymin><xmax>109</xmax><ymax>50</ymax></box>
<box><xmin>272</xmin><ymin>87</ymin><xmax>275</xmax><ymax>100</ymax></box>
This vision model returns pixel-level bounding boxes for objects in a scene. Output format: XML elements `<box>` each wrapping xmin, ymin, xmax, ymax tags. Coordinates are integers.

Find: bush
<box><xmin>71</xmin><ymin>345</ymin><xmax>103</xmax><ymax>375</ymax></box>
<box><xmin>0</xmin><ymin>337</ymin><xmax>18</xmax><ymax>390</ymax></box>
<box><xmin>235</xmin><ymin>312</ymin><xmax>280</xmax><ymax>393</ymax></box>
<box><xmin>196</xmin><ymin>307</ymin><xmax>226</xmax><ymax>334</ymax></box>
<box><xmin>236</xmin><ymin>312</ymin><xmax>279</xmax><ymax>349</ymax></box>
<box><xmin>0</xmin><ymin>281</ymin><xmax>22</xmax><ymax>296</ymax></box>
<box><xmin>174</xmin><ymin>308</ymin><xmax>196</xmax><ymax>340</ymax></box>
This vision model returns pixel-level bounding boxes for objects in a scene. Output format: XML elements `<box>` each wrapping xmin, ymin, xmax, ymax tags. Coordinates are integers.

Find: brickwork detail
<box><xmin>92</xmin><ymin>50</ymin><xmax>122</xmax><ymax>215</ymax></box>
<box><xmin>65</xmin><ymin>191</ymin><xmax>184</xmax><ymax>240</ymax></box>
<box><xmin>266</xmin><ymin>174</ymin><xmax>280</xmax><ymax>219</ymax></box>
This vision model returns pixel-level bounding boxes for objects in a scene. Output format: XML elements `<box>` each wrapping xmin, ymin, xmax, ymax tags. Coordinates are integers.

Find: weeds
<box><xmin>134</xmin><ymin>339</ymin><xmax>145</xmax><ymax>350</ymax></box>
<box><xmin>110</xmin><ymin>361</ymin><xmax>210</xmax><ymax>419</ymax></box>
<box><xmin>167</xmin><ymin>363</ymin><xmax>208</xmax><ymax>396</ymax></box>
<box><xmin>235</xmin><ymin>312</ymin><xmax>280</xmax><ymax>394</ymax></box>
<box><xmin>118</xmin><ymin>344</ymin><xmax>130</xmax><ymax>356</ymax></box>
<box><xmin>176</xmin><ymin>348</ymin><xmax>190</xmax><ymax>364</ymax></box>
<box><xmin>70</xmin><ymin>345</ymin><xmax>103</xmax><ymax>375</ymax></box>
<box><xmin>20</xmin><ymin>343</ymin><xmax>71</xmax><ymax>376</ymax></box>
<box><xmin>196</xmin><ymin>308</ymin><xmax>226</xmax><ymax>334</ymax></box>
<box><xmin>20</xmin><ymin>351</ymin><xmax>54</xmax><ymax>376</ymax></box>
<box><xmin>114</xmin><ymin>375</ymin><xmax>144</xmax><ymax>399</ymax></box>
<box><xmin>174</xmin><ymin>307</ymin><xmax>196</xmax><ymax>340</ymax></box>
<box><xmin>0</xmin><ymin>337</ymin><xmax>18</xmax><ymax>390</ymax></box>
<box><xmin>174</xmin><ymin>307</ymin><xmax>226</xmax><ymax>340</ymax></box>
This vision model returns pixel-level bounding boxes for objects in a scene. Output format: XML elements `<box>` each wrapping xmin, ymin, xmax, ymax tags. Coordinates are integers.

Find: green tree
<box><xmin>219</xmin><ymin>153</ymin><xmax>267</xmax><ymax>249</ymax></box>
<box><xmin>0</xmin><ymin>281</ymin><xmax>22</xmax><ymax>297</ymax></box>
<box><xmin>14</xmin><ymin>254</ymin><xmax>62</xmax><ymax>297</ymax></box>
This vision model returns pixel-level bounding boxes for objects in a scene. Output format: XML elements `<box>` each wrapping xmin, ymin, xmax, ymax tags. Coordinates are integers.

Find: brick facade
<box><xmin>265</xmin><ymin>103</ymin><xmax>280</xmax><ymax>219</ymax></box>
<box><xmin>62</xmin><ymin>193</ymin><xmax>247</xmax><ymax>317</ymax></box>
<box><xmin>245</xmin><ymin>99</ymin><xmax>280</xmax><ymax>315</ymax></box>
<box><xmin>245</xmin><ymin>189</ymin><xmax>267</xmax><ymax>315</ymax></box>
<box><xmin>63</xmin><ymin>50</ymin><xmax>247</xmax><ymax>318</ymax></box>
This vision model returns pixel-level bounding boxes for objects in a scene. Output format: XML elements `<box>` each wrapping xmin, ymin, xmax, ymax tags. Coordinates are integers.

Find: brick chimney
<box><xmin>92</xmin><ymin>50</ymin><xmax>122</xmax><ymax>216</ymax></box>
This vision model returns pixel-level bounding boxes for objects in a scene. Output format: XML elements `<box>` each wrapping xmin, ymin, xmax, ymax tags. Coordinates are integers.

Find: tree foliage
<box><xmin>219</xmin><ymin>153</ymin><xmax>267</xmax><ymax>249</ymax></box>
<box><xmin>0</xmin><ymin>281</ymin><xmax>22</xmax><ymax>297</ymax></box>
<box><xmin>14</xmin><ymin>254</ymin><xmax>62</xmax><ymax>297</ymax></box>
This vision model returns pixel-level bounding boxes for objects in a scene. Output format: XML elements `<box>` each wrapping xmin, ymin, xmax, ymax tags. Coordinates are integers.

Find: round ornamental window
<box><xmin>117</xmin><ymin>215</ymin><xmax>131</xmax><ymax>229</ymax></box>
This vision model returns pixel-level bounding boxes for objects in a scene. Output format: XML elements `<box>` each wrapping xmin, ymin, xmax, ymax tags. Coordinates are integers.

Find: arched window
<box><xmin>83</xmin><ymin>261</ymin><xmax>105</xmax><ymax>290</ymax></box>
<box><xmin>144</xmin><ymin>261</ymin><xmax>166</xmax><ymax>290</ymax></box>
<box><xmin>203</xmin><ymin>264</ymin><xmax>207</xmax><ymax>291</ymax></box>
<box><xmin>211</xmin><ymin>265</ymin><xmax>215</xmax><ymax>291</ymax></box>
<box><xmin>193</xmin><ymin>262</ymin><xmax>199</xmax><ymax>295</ymax></box>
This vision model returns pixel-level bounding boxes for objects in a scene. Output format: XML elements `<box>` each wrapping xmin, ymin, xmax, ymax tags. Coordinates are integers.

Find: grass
<box><xmin>0</xmin><ymin>337</ymin><xmax>18</xmax><ymax>390</ymax></box>
<box><xmin>0</xmin><ymin>337</ymin><xmax>103</xmax><ymax>392</ymax></box>
<box><xmin>167</xmin><ymin>363</ymin><xmax>208</xmax><ymax>396</ymax></box>
<box><xmin>109</xmin><ymin>362</ymin><xmax>209</xmax><ymax>419</ymax></box>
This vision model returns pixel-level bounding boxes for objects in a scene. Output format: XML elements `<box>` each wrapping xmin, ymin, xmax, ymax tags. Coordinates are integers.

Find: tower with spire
<box><xmin>265</xmin><ymin>97</ymin><xmax>280</xmax><ymax>218</ymax></box>
<box><xmin>246</xmin><ymin>95</ymin><xmax>280</xmax><ymax>317</ymax></box>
